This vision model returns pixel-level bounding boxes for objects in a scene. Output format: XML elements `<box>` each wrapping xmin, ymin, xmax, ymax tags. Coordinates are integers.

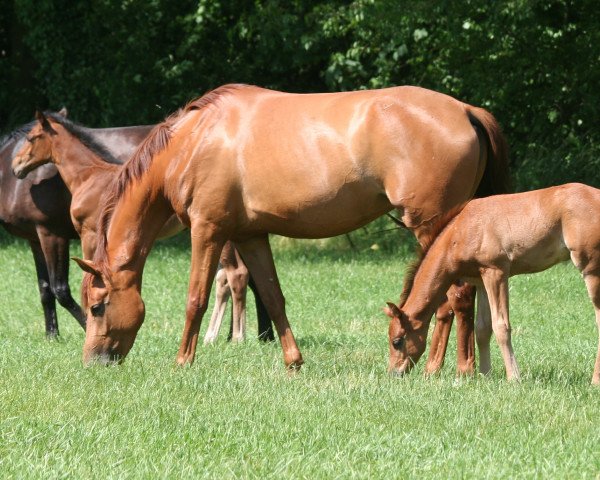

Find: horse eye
<box><xmin>392</xmin><ymin>337</ymin><xmax>405</xmax><ymax>349</ymax></box>
<box><xmin>91</xmin><ymin>303</ymin><xmax>105</xmax><ymax>317</ymax></box>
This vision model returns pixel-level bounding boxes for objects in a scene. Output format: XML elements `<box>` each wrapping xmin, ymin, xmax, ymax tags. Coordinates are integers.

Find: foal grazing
<box><xmin>385</xmin><ymin>183</ymin><xmax>600</xmax><ymax>384</ymax></box>
<box><xmin>72</xmin><ymin>84</ymin><xmax>509</xmax><ymax>368</ymax></box>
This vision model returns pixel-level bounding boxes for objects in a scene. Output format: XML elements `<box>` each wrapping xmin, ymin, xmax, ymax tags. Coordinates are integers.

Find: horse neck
<box><xmin>51</xmin><ymin>125</ymin><xmax>119</xmax><ymax>193</ymax></box>
<box><xmin>104</xmin><ymin>160</ymin><xmax>173</xmax><ymax>289</ymax></box>
<box><xmin>404</xmin><ymin>238</ymin><xmax>457</xmax><ymax>323</ymax></box>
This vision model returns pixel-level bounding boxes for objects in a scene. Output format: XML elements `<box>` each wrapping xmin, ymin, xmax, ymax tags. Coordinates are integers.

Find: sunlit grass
<box><xmin>0</xmin><ymin>233</ymin><xmax>599</xmax><ymax>478</ymax></box>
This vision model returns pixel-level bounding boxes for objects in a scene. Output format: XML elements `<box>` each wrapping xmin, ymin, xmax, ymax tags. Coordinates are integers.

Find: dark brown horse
<box><xmin>74</xmin><ymin>84</ymin><xmax>509</xmax><ymax>368</ymax></box>
<box><xmin>0</xmin><ymin>111</ymin><xmax>152</xmax><ymax>336</ymax></box>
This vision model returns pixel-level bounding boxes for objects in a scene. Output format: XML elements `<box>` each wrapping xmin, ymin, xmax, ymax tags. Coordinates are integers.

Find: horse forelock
<box><xmin>93</xmin><ymin>83</ymin><xmax>250</xmax><ymax>264</ymax></box>
<box><xmin>398</xmin><ymin>203</ymin><xmax>466</xmax><ymax>308</ymax></box>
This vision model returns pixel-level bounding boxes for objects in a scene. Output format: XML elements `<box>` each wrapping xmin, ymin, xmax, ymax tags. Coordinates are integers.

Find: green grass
<box><xmin>0</xmin><ymin>233</ymin><xmax>599</xmax><ymax>479</ymax></box>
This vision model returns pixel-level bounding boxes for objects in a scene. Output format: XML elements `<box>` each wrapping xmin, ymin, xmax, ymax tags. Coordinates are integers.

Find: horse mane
<box><xmin>44</xmin><ymin>112</ymin><xmax>121</xmax><ymax>165</ymax></box>
<box><xmin>0</xmin><ymin>121</ymin><xmax>35</xmax><ymax>150</ymax></box>
<box><xmin>90</xmin><ymin>83</ymin><xmax>248</xmax><ymax>269</ymax></box>
<box><xmin>398</xmin><ymin>203</ymin><xmax>467</xmax><ymax>308</ymax></box>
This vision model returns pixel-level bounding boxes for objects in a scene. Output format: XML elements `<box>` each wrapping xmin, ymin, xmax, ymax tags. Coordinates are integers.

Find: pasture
<box><xmin>1</xmin><ymin>232</ymin><xmax>599</xmax><ymax>478</ymax></box>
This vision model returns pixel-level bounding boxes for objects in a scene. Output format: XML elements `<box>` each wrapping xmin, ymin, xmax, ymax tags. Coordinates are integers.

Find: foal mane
<box><xmin>45</xmin><ymin>113</ymin><xmax>121</xmax><ymax>165</ymax></box>
<box><xmin>398</xmin><ymin>204</ymin><xmax>466</xmax><ymax>308</ymax></box>
<box><xmin>91</xmin><ymin>83</ymin><xmax>248</xmax><ymax>268</ymax></box>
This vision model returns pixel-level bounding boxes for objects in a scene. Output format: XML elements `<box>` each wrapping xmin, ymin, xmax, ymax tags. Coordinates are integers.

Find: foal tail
<box><xmin>466</xmin><ymin>106</ymin><xmax>511</xmax><ymax>197</ymax></box>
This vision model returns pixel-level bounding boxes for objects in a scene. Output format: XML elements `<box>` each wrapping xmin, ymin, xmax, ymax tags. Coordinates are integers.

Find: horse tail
<box><xmin>466</xmin><ymin>106</ymin><xmax>511</xmax><ymax>197</ymax></box>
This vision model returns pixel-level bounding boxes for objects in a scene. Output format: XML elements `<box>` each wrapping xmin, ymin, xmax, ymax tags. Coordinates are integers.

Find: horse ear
<box><xmin>72</xmin><ymin>257</ymin><xmax>102</xmax><ymax>277</ymax></box>
<box><xmin>383</xmin><ymin>302</ymin><xmax>401</xmax><ymax>319</ymax></box>
<box><xmin>35</xmin><ymin>110</ymin><xmax>52</xmax><ymax>132</ymax></box>
<box><xmin>57</xmin><ymin>107</ymin><xmax>68</xmax><ymax>117</ymax></box>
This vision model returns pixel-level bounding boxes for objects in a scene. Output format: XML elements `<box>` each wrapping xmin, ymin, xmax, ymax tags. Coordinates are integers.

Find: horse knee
<box><xmin>52</xmin><ymin>283</ymin><xmax>74</xmax><ymax>306</ymax></box>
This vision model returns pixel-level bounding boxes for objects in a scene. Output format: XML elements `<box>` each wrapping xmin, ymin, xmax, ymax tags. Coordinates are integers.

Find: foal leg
<box><xmin>29</xmin><ymin>240</ymin><xmax>59</xmax><ymax>337</ymax></box>
<box><xmin>481</xmin><ymin>269</ymin><xmax>520</xmax><ymax>381</ymax></box>
<box><xmin>203</xmin><ymin>268</ymin><xmax>230</xmax><ymax>345</ymax></box>
<box><xmin>176</xmin><ymin>226</ymin><xmax>224</xmax><ymax>365</ymax></box>
<box><xmin>226</xmin><ymin>247</ymin><xmax>248</xmax><ymax>343</ymax></box>
<box><xmin>424</xmin><ymin>300</ymin><xmax>454</xmax><ymax>375</ymax></box>
<box><xmin>475</xmin><ymin>288</ymin><xmax>493</xmax><ymax>375</ymax></box>
<box><xmin>450</xmin><ymin>282</ymin><xmax>476</xmax><ymax>375</ymax></box>
<box><xmin>235</xmin><ymin>235</ymin><xmax>303</xmax><ymax>369</ymax></box>
<box><xmin>424</xmin><ymin>283</ymin><xmax>476</xmax><ymax>375</ymax></box>
<box><xmin>37</xmin><ymin>227</ymin><xmax>86</xmax><ymax>330</ymax></box>
<box><xmin>582</xmin><ymin>273</ymin><xmax>600</xmax><ymax>385</ymax></box>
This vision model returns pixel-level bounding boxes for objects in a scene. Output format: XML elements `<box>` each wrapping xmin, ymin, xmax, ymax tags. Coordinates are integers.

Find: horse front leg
<box><xmin>424</xmin><ymin>300</ymin><xmax>454</xmax><ymax>375</ymax></box>
<box><xmin>476</xmin><ymin>287</ymin><xmax>493</xmax><ymax>375</ymax></box>
<box><xmin>450</xmin><ymin>282</ymin><xmax>476</xmax><ymax>376</ymax></box>
<box><xmin>36</xmin><ymin>227</ymin><xmax>86</xmax><ymax>330</ymax></box>
<box><xmin>28</xmin><ymin>240</ymin><xmax>59</xmax><ymax>337</ymax></box>
<box><xmin>481</xmin><ymin>269</ymin><xmax>520</xmax><ymax>381</ymax></box>
<box><xmin>176</xmin><ymin>226</ymin><xmax>224</xmax><ymax>365</ymax></box>
<box><xmin>235</xmin><ymin>235</ymin><xmax>303</xmax><ymax>369</ymax></box>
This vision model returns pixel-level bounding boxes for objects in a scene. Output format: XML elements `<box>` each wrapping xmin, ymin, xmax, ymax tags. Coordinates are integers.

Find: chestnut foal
<box><xmin>385</xmin><ymin>183</ymin><xmax>600</xmax><ymax>384</ymax></box>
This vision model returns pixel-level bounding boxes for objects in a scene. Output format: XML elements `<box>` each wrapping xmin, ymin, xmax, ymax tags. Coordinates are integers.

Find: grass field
<box><xmin>1</xmin><ymin>232</ymin><xmax>599</xmax><ymax>478</ymax></box>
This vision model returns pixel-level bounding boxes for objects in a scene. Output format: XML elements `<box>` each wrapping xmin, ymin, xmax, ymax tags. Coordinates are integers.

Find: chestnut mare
<box><xmin>0</xmin><ymin>112</ymin><xmax>151</xmax><ymax>336</ymax></box>
<box><xmin>74</xmin><ymin>84</ymin><xmax>508</xmax><ymax>368</ymax></box>
<box><xmin>12</xmin><ymin>111</ymin><xmax>274</xmax><ymax>343</ymax></box>
<box><xmin>385</xmin><ymin>183</ymin><xmax>600</xmax><ymax>384</ymax></box>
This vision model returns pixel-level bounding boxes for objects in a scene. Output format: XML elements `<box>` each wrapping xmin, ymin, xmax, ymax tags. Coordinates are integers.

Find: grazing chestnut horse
<box><xmin>385</xmin><ymin>183</ymin><xmax>600</xmax><ymax>384</ymax></box>
<box><xmin>0</xmin><ymin>111</ymin><xmax>151</xmax><ymax>335</ymax></box>
<box><xmin>12</xmin><ymin>111</ymin><xmax>274</xmax><ymax>342</ymax></box>
<box><xmin>74</xmin><ymin>84</ymin><xmax>508</xmax><ymax>368</ymax></box>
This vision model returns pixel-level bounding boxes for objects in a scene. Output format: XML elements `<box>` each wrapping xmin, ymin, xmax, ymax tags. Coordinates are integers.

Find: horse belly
<box><xmin>246</xmin><ymin>180</ymin><xmax>392</xmax><ymax>239</ymax></box>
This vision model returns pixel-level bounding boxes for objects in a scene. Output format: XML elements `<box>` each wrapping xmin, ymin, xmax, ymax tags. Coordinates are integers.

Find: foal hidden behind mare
<box><xmin>385</xmin><ymin>183</ymin><xmax>600</xmax><ymax>385</ymax></box>
<box><xmin>72</xmin><ymin>84</ymin><xmax>508</xmax><ymax>369</ymax></box>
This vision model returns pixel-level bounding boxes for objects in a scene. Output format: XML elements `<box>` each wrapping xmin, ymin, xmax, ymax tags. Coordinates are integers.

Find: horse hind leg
<box><xmin>235</xmin><ymin>235</ymin><xmax>303</xmax><ymax>369</ymax></box>
<box><xmin>203</xmin><ymin>268</ymin><xmax>230</xmax><ymax>345</ymax></box>
<box><xmin>29</xmin><ymin>240</ymin><xmax>59</xmax><ymax>337</ymax></box>
<box><xmin>581</xmin><ymin>273</ymin><xmax>600</xmax><ymax>385</ymax></box>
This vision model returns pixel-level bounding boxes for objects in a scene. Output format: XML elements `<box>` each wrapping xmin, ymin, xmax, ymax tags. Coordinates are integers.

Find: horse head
<box><xmin>11</xmin><ymin>111</ymin><xmax>62</xmax><ymax>179</ymax></box>
<box><xmin>73</xmin><ymin>257</ymin><xmax>145</xmax><ymax>366</ymax></box>
<box><xmin>384</xmin><ymin>302</ymin><xmax>428</xmax><ymax>376</ymax></box>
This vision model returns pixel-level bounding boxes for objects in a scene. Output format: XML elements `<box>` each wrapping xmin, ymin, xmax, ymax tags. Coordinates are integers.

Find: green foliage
<box><xmin>1</xmin><ymin>0</ymin><xmax>599</xmax><ymax>188</ymax></box>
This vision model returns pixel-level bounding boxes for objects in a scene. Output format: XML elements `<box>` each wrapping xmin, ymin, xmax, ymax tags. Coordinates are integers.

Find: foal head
<box><xmin>12</xmin><ymin>110</ymin><xmax>66</xmax><ymax>179</ymax></box>
<box><xmin>384</xmin><ymin>302</ymin><xmax>429</xmax><ymax>376</ymax></box>
<box><xmin>74</xmin><ymin>258</ymin><xmax>145</xmax><ymax>365</ymax></box>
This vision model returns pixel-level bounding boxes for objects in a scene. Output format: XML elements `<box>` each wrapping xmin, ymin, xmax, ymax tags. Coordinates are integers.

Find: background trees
<box><xmin>2</xmin><ymin>0</ymin><xmax>598</xmax><ymax>189</ymax></box>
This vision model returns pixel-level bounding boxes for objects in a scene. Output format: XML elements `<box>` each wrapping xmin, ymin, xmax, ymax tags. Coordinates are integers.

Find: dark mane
<box><xmin>44</xmin><ymin>113</ymin><xmax>121</xmax><ymax>165</ymax></box>
<box><xmin>0</xmin><ymin>121</ymin><xmax>35</xmax><ymax>150</ymax></box>
<box><xmin>398</xmin><ymin>204</ymin><xmax>467</xmax><ymax>307</ymax></box>
<box><xmin>90</xmin><ymin>83</ymin><xmax>248</xmax><ymax>271</ymax></box>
